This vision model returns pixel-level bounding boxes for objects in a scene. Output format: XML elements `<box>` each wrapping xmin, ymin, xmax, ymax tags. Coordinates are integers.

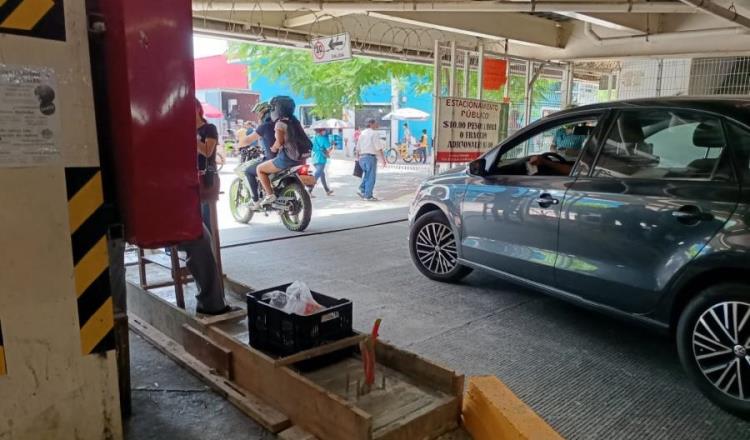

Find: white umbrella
<box><xmin>310</xmin><ymin>118</ymin><xmax>351</xmax><ymax>129</ymax></box>
<box><xmin>381</xmin><ymin>107</ymin><xmax>430</xmax><ymax>121</ymax></box>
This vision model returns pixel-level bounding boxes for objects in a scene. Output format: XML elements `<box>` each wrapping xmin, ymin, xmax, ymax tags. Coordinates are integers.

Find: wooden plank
<box><xmin>304</xmin><ymin>357</ymin><xmax>456</xmax><ymax>439</ymax></box>
<box><xmin>207</xmin><ymin>326</ymin><xmax>373</xmax><ymax>440</ymax></box>
<box><xmin>375</xmin><ymin>341</ymin><xmax>462</xmax><ymax>397</ymax></box>
<box><xmin>130</xmin><ymin>315</ymin><xmax>290</xmax><ymax>433</ymax></box>
<box><xmin>462</xmin><ymin>376</ymin><xmax>563</xmax><ymax>440</ymax></box>
<box><xmin>377</xmin><ymin>397</ymin><xmax>458</xmax><ymax>440</ymax></box>
<box><xmin>224</xmin><ymin>275</ymin><xmax>253</xmax><ymax>297</ymax></box>
<box><xmin>182</xmin><ymin>324</ymin><xmax>232</xmax><ymax>379</ymax></box>
<box><xmin>194</xmin><ymin>307</ymin><xmax>247</xmax><ymax>327</ymax></box>
<box><xmin>273</xmin><ymin>334</ymin><xmax>367</xmax><ymax>367</ymax></box>
<box><xmin>141</xmin><ymin>251</ymin><xmax>186</xmax><ymax>269</ymax></box>
<box><xmin>278</xmin><ymin>426</ymin><xmax>318</xmax><ymax>440</ymax></box>
<box><xmin>435</xmin><ymin>429</ymin><xmax>472</xmax><ymax>440</ymax></box>
<box><xmin>127</xmin><ymin>282</ymin><xmax>192</xmax><ymax>344</ymax></box>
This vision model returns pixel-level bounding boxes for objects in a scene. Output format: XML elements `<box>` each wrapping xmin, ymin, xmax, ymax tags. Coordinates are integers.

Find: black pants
<box><xmin>177</xmin><ymin>225</ymin><xmax>226</xmax><ymax>313</ymax></box>
<box><xmin>244</xmin><ymin>163</ymin><xmax>260</xmax><ymax>201</ymax></box>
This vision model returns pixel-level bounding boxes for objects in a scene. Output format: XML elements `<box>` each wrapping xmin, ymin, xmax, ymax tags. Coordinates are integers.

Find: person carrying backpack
<box><xmin>256</xmin><ymin>96</ymin><xmax>311</xmax><ymax>206</ymax></box>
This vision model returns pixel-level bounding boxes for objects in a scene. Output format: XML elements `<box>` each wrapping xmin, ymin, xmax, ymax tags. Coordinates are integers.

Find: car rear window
<box><xmin>592</xmin><ymin>110</ymin><xmax>726</xmax><ymax>180</ymax></box>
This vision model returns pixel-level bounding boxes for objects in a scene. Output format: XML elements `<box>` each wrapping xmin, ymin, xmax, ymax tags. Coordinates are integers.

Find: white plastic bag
<box><xmin>261</xmin><ymin>290</ymin><xmax>288</xmax><ymax>310</ymax></box>
<box><xmin>284</xmin><ymin>281</ymin><xmax>324</xmax><ymax>315</ymax></box>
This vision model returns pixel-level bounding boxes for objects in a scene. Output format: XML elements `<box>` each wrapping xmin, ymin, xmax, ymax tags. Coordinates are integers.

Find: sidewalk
<box><xmin>215</xmin><ymin>155</ymin><xmax>430</xmax><ymax>244</ymax></box>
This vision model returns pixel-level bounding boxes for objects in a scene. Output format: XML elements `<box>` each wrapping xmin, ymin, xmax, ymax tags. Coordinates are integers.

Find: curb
<box><xmin>462</xmin><ymin>376</ymin><xmax>563</xmax><ymax>440</ymax></box>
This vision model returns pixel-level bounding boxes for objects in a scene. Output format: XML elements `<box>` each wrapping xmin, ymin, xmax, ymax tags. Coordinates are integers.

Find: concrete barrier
<box><xmin>463</xmin><ymin>376</ymin><xmax>563</xmax><ymax>440</ymax></box>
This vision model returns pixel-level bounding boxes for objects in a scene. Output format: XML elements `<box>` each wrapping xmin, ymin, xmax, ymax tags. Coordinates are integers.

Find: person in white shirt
<box><xmin>355</xmin><ymin>118</ymin><xmax>386</xmax><ymax>201</ymax></box>
<box><xmin>403</xmin><ymin>122</ymin><xmax>412</xmax><ymax>153</ymax></box>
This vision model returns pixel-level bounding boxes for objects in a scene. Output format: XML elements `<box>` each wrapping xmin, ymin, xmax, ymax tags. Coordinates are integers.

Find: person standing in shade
<box><xmin>355</xmin><ymin>118</ymin><xmax>386</xmax><ymax>201</ymax></box>
<box><xmin>310</xmin><ymin>129</ymin><xmax>334</xmax><ymax>196</ymax></box>
<box><xmin>184</xmin><ymin>99</ymin><xmax>230</xmax><ymax>315</ymax></box>
<box><xmin>196</xmin><ymin>100</ymin><xmax>219</xmax><ymax>230</ymax></box>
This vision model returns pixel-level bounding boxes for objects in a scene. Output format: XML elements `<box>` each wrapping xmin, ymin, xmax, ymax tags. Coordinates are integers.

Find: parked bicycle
<box><xmin>384</xmin><ymin>142</ymin><xmax>427</xmax><ymax>164</ymax></box>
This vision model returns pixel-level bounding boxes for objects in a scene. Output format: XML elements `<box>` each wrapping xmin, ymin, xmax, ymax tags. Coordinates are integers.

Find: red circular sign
<box><xmin>313</xmin><ymin>41</ymin><xmax>326</xmax><ymax>60</ymax></box>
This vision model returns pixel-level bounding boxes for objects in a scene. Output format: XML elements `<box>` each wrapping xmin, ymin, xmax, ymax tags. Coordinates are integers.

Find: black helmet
<box><xmin>270</xmin><ymin>96</ymin><xmax>295</xmax><ymax>120</ymax></box>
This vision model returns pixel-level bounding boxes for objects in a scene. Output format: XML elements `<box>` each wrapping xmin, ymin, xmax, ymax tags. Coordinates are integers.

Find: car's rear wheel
<box><xmin>677</xmin><ymin>283</ymin><xmax>750</xmax><ymax>419</ymax></box>
<box><xmin>409</xmin><ymin>210</ymin><xmax>472</xmax><ymax>282</ymax></box>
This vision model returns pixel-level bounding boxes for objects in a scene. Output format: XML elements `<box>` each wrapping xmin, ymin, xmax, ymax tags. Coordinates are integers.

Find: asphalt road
<box><xmin>220</xmin><ymin>221</ymin><xmax>750</xmax><ymax>440</ymax></box>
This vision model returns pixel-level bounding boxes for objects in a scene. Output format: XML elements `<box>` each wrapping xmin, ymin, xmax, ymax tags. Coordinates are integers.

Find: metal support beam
<box><xmin>463</xmin><ymin>50</ymin><xmax>470</xmax><ymax>98</ymax></box>
<box><xmin>283</xmin><ymin>11</ymin><xmax>349</xmax><ymax>28</ymax></box>
<box><xmin>562</xmin><ymin>63</ymin><xmax>574</xmax><ymax>107</ymax></box>
<box><xmin>477</xmin><ymin>45</ymin><xmax>484</xmax><ymax>101</ymax></box>
<box><xmin>432</xmin><ymin>40</ymin><xmax>442</xmax><ymax>176</ymax></box>
<box><xmin>369</xmin><ymin>11</ymin><xmax>564</xmax><ymax>48</ymax></box>
<box><xmin>523</xmin><ymin>61</ymin><xmax>533</xmax><ymax>133</ymax></box>
<box><xmin>193</xmin><ymin>2</ymin><xmax>695</xmax><ymax>14</ymax></box>
<box><xmin>450</xmin><ymin>41</ymin><xmax>457</xmax><ymax>96</ymax></box>
<box><xmin>553</xmin><ymin>12</ymin><xmax>653</xmax><ymax>33</ymax></box>
<box><xmin>678</xmin><ymin>0</ymin><xmax>750</xmax><ymax>30</ymax></box>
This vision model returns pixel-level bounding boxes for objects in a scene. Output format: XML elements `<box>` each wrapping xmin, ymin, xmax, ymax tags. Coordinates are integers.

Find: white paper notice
<box><xmin>0</xmin><ymin>65</ymin><xmax>61</xmax><ymax>167</ymax></box>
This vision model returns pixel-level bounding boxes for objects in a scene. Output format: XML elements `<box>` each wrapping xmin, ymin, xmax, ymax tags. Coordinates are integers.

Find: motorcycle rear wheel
<box><xmin>229</xmin><ymin>178</ymin><xmax>254</xmax><ymax>224</ymax></box>
<box><xmin>279</xmin><ymin>181</ymin><xmax>311</xmax><ymax>232</ymax></box>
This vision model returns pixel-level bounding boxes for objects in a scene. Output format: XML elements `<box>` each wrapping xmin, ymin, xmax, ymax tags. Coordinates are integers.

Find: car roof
<box><xmin>550</xmin><ymin>96</ymin><xmax>750</xmax><ymax>125</ymax></box>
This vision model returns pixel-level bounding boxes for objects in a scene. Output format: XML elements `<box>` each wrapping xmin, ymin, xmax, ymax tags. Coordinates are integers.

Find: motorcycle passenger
<box><xmin>257</xmin><ymin>96</ymin><xmax>311</xmax><ymax>206</ymax></box>
<box><xmin>239</xmin><ymin>101</ymin><xmax>275</xmax><ymax>205</ymax></box>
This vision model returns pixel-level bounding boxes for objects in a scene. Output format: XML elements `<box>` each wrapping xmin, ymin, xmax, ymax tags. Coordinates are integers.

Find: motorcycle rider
<box><xmin>238</xmin><ymin>101</ymin><xmax>276</xmax><ymax>207</ymax></box>
<box><xmin>257</xmin><ymin>96</ymin><xmax>311</xmax><ymax>206</ymax></box>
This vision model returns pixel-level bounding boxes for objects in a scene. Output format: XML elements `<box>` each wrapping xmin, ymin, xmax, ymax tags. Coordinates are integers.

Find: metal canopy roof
<box><xmin>192</xmin><ymin>1</ymin><xmax>750</xmax><ymax>61</ymax></box>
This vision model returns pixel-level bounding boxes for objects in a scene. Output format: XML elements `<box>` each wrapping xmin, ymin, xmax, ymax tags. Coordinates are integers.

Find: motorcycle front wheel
<box><xmin>229</xmin><ymin>178</ymin><xmax>254</xmax><ymax>224</ymax></box>
<box><xmin>279</xmin><ymin>181</ymin><xmax>312</xmax><ymax>232</ymax></box>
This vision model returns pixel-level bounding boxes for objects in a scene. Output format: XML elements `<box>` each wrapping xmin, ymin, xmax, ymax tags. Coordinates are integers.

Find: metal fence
<box><xmin>430</xmin><ymin>42</ymin><xmax>749</xmax><ymax>172</ymax></box>
<box><xmin>587</xmin><ymin>56</ymin><xmax>750</xmax><ymax>101</ymax></box>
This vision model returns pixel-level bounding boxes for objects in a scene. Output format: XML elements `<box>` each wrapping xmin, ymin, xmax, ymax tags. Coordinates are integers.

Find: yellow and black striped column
<box><xmin>0</xmin><ymin>320</ymin><xmax>6</xmax><ymax>376</ymax></box>
<box><xmin>0</xmin><ymin>0</ymin><xmax>66</xmax><ymax>41</ymax></box>
<box><xmin>65</xmin><ymin>167</ymin><xmax>114</xmax><ymax>355</ymax></box>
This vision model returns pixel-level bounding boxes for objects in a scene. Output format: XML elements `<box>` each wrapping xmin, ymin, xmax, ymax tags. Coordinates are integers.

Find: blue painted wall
<box><xmin>249</xmin><ymin>74</ymin><xmax>434</xmax><ymax>144</ymax></box>
<box><xmin>398</xmin><ymin>76</ymin><xmax>433</xmax><ymax>145</ymax></box>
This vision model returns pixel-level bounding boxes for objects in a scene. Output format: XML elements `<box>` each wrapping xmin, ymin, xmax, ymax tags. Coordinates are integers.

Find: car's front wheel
<box><xmin>677</xmin><ymin>283</ymin><xmax>750</xmax><ymax>419</ymax></box>
<box><xmin>409</xmin><ymin>210</ymin><xmax>472</xmax><ymax>282</ymax></box>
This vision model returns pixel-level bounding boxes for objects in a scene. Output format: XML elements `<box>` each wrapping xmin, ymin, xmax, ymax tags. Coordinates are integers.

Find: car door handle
<box><xmin>672</xmin><ymin>206</ymin><xmax>714</xmax><ymax>224</ymax></box>
<box><xmin>535</xmin><ymin>194</ymin><xmax>559</xmax><ymax>208</ymax></box>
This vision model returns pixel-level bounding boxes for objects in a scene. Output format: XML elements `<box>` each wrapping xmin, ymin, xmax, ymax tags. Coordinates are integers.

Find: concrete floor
<box><xmin>125</xmin><ymin>332</ymin><xmax>271</xmax><ymax>440</ymax></box>
<box><xmin>125</xmin><ymin>164</ymin><xmax>750</xmax><ymax>439</ymax></box>
<box><xmin>218</xmin><ymin>221</ymin><xmax>750</xmax><ymax>440</ymax></box>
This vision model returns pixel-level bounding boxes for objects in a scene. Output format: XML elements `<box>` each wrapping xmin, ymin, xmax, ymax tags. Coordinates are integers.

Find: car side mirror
<box><xmin>468</xmin><ymin>158</ymin><xmax>487</xmax><ymax>177</ymax></box>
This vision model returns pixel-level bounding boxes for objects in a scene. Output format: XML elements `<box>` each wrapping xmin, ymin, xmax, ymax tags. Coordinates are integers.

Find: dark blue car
<box><xmin>409</xmin><ymin>97</ymin><xmax>750</xmax><ymax>417</ymax></box>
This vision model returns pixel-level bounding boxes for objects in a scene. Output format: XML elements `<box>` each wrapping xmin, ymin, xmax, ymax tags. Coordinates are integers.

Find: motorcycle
<box><xmin>228</xmin><ymin>146</ymin><xmax>314</xmax><ymax>232</ymax></box>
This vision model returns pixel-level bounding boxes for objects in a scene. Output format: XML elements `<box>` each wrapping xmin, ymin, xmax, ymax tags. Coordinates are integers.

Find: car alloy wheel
<box><xmin>692</xmin><ymin>301</ymin><xmax>750</xmax><ymax>401</ymax></box>
<box><xmin>414</xmin><ymin>222</ymin><xmax>458</xmax><ymax>275</ymax></box>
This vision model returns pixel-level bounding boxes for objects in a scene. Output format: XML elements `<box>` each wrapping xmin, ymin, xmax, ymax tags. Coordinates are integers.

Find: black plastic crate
<box><xmin>247</xmin><ymin>283</ymin><xmax>353</xmax><ymax>357</ymax></box>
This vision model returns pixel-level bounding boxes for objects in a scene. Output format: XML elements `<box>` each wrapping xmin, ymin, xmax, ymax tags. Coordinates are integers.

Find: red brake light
<box><xmin>297</xmin><ymin>165</ymin><xmax>311</xmax><ymax>175</ymax></box>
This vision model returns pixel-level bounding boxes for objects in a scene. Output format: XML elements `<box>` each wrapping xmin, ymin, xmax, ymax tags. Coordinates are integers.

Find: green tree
<box><xmin>229</xmin><ymin>42</ymin><xmax>559</xmax><ymax>118</ymax></box>
<box><xmin>228</xmin><ymin>43</ymin><xmax>432</xmax><ymax>117</ymax></box>
<box><xmin>451</xmin><ymin>69</ymin><xmax>558</xmax><ymax>105</ymax></box>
